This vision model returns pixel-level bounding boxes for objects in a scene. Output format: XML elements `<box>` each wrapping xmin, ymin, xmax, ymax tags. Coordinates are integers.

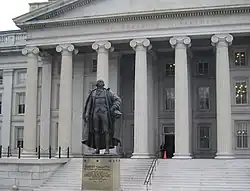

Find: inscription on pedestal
<box><xmin>82</xmin><ymin>155</ymin><xmax>120</xmax><ymax>191</ymax></box>
<box><xmin>84</xmin><ymin>164</ymin><xmax>112</xmax><ymax>184</ymax></box>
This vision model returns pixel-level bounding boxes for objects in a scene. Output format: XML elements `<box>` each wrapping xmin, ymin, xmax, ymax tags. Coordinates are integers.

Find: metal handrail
<box><xmin>144</xmin><ymin>157</ymin><xmax>158</xmax><ymax>190</ymax></box>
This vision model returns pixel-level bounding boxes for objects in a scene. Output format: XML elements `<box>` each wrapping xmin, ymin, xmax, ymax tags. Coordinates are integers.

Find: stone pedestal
<box><xmin>82</xmin><ymin>154</ymin><xmax>120</xmax><ymax>191</ymax></box>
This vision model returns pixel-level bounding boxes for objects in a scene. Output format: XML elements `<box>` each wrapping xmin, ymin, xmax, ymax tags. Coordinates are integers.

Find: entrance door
<box><xmin>161</xmin><ymin>125</ymin><xmax>175</xmax><ymax>159</ymax></box>
<box><xmin>164</xmin><ymin>134</ymin><xmax>175</xmax><ymax>158</ymax></box>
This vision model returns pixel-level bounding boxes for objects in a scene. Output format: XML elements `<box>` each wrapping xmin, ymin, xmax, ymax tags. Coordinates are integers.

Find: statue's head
<box><xmin>96</xmin><ymin>79</ymin><xmax>105</xmax><ymax>88</ymax></box>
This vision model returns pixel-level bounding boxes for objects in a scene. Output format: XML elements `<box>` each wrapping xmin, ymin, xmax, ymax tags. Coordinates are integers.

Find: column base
<box><xmin>172</xmin><ymin>153</ymin><xmax>192</xmax><ymax>159</ymax></box>
<box><xmin>215</xmin><ymin>152</ymin><xmax>235</xmax><ymax>159</ymax></box>
<box><xmin>131</xmin><ymin>153</ymin><xmax>155</xmax><ymax>159</ymax></box>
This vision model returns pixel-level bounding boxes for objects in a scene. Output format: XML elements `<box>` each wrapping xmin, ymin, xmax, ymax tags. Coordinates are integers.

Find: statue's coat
<box><xmin>82</xmin><ymin>88</ymin><xmax>122</xmax><ymax>150</ymax></box>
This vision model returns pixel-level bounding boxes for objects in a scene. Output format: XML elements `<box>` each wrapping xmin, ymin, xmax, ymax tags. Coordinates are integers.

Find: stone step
<box><xmin>151</xmin><ymin>159</ymin><xmax>250</xmax><ymax>190</ymax></box>
<box><xmin>34</xmin><ymin>158</ymin><xmax>153</xmax><ymax>191</ymax></box>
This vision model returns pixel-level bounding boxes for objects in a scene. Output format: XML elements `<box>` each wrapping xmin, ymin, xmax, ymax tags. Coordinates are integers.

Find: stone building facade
<box><xmin>0</xmin><ymin>0</ymin><xmax>250</xmax><ymax>159</ymax></box>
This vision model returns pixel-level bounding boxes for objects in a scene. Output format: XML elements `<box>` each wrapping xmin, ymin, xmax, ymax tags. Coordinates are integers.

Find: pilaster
<box><xmin>40</xmin><ymin>52</ymin><xmax>52</xmax><ymax>155</ymax></box>
<box><xmin>71</xmin><ymin>54</ymin><xmax>85</xmax><ymax>155</ymax></box>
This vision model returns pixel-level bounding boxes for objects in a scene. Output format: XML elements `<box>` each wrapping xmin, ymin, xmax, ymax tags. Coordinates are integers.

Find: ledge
<box><xmin>0</xmin><ymin>158</ymin><xmax>69</xmax><ymax>164</ymax></box>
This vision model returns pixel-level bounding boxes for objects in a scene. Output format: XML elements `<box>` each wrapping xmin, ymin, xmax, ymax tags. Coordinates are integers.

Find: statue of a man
<box><xmin>82</xmin><ymin>79</ymin><xmax>122</xmax><ymax>155</ymax></box>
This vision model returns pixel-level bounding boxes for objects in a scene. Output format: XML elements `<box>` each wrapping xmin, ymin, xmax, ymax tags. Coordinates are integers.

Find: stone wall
<box><xmin>0</xmin><ymin>158</ymin><xmax>68</xmax><ymax>190</ymax></box>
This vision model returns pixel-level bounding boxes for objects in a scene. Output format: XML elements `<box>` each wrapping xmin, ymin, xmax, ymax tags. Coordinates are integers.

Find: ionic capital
<box><xmin>211</xmin><ymin>34</ymin><xmax>233</xmax><ymax>47</ymax></box>
<box><xmin>56</xmin><ymin>44</ymin><xmax>78</xmax><ymax>55</ymax></box>
<box><xmin>22</xmin><ymin>46</ymin><xmax>40</xmax><ymax>56</ymax></box>
<box><xmin>130</xmin><ymin>38</ymin><xmax>152</xmax><ymax>51</ymax></box>
<box><xmin>92</xmin><ymin>41</ymin><xmax>114</xmax><ymax>53</ymax></box>
<box><xmin>169</xmin><ymin>36</ymin><xmax>191</xmax><ymax>49</ymax></box>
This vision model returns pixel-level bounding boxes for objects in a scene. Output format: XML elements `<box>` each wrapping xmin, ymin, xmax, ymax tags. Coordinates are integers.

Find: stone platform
<box><xmin>82</xmin><ymin>154</ymin><xmax>120</xmax><ymax>191</ymax></box>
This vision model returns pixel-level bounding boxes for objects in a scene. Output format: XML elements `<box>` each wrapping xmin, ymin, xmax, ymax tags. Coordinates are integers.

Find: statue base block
<box><xmin>82</xmin><ymin>154</ymin><xmax>121</xmax><ymax>191</ymax></box>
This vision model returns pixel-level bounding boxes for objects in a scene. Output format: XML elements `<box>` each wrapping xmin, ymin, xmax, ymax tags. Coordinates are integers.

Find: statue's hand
<box><xmin>84</xmin><ymin>115</ymin><xmax>88</xmax><ymax>123</ymax></box>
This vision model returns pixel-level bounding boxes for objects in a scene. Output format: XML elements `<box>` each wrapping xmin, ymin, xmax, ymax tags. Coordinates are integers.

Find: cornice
<box><xmin>41</xmin><ymin>0</ymin><xmax>95</xmax><ymax>20</ymax></box>
<box><xmin>17</xmin><ymin>5</ymin><xmax>250</xmax><ymax>30</ymax></box>
<box><xmin>14</xmin><ymin>0</ymin><xmax>95</xmax><ymax>23</ymax></box>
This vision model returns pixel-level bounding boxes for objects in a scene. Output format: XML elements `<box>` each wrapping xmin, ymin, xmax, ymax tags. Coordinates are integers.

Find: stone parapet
<box><xmin>0</xmin><ymin>158</ymin><xmax>68</xmax><ymax>190</ymax></box>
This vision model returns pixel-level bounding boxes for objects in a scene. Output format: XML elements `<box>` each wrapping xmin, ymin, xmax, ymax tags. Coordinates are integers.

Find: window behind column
<box><xmin>196</xmin><ymin>62</ymin><xmax>209</xmax><ymax>76</ymax></box>
<box><xmin>15</xmin><ymin>126</ymin><xmax>24</xmax><ymax>148</ymax></box>
<box><xmin>164</xmin><ymin>88</ymin><xmax>175</xmax><ymax>111</ymax></box>
<box><xmin>92</xmin><ymin>59</ymin><xmax>97</xmax><ymax>73</ymax></box>
<box><xmin>235</xmin><ymin>121</ymin><xmax>249</xmax><ymax>149</ymax></box>
<box><xmin>16</xmin><ymin>92</ymin><xmax>25</xmax><ymax>114</ymax></box>
<box><xmin>165</xmin><ymin>62</ymin><xmax>175</xmax><ymax>76</ymax></box>
<box><xmin>198</xmin><ymin>87</ymin><xmax>210</xmax><ymax>111</ymax></box>
<box><xmin>233</xmin><ymin>50</ymin><xmax>246</xmax><ymax>67</ymax></box>
<box><xmin>235</xmin><ymin>80</ymin><xmax>247</xmax><ymax>104</ymax></box>
<box><xmin>17</xmin><ymin>71</ymin><xmax>27</xmax><ymax>85</ymax></box>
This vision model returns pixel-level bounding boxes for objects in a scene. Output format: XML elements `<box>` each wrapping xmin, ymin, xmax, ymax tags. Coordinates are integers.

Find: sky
<box><xmin>0</xmin><ymin>0</ymin><xmax>47</xmax><ymax>31</ymax></box>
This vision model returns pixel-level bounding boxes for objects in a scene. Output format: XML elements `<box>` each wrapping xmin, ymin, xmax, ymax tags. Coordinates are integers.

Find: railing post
<box><xmin>49</xmin><ymin>146</ymin><xmax>51</xmax><ymax>159</ymax></box>
<box><xmin>7</xmin><ymin>146</ymin><xmax>10</xmax><ymax>158</ymax></box>
<box><xmin>38</xmin><ymin>146</ymin><xmax>40</xmax><ymax>159</ymax></box>
<box><xmin>0</xmin><ymin>145</ymin><xmax>2</xmax><ymax>158</ymax></box>
<box><xmin>59</xmin><ymin>146</ymin><xmax>61</xmax><ymax>159</ymax></box>
<box><xmin>67</xmin><ymin>147</ymin><xmax>69</xmax><ymax>158</ymax></box>
<box><xmin>18</xmin><ymin>146</ymin><xmax>21</xmax><ymax>159</ymax></box>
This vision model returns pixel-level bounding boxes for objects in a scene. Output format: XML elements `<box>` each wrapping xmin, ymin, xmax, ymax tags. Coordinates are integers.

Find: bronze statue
<box><xmin>82</xmin><ymin>79</ymin><xmax>122</xmax><ymax>155</ymax></box>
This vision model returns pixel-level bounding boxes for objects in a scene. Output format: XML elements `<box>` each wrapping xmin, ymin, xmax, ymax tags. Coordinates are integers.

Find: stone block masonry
<box><xmin>0</xmin><ymin>158</ymin><xmax>68</xmax><ymax>190</ymax></box>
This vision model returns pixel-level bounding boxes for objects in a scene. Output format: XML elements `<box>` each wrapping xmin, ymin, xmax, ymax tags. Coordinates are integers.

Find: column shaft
<box><xmin>130</xmin><ymin>38</ymin><xmax>152</xmax><ymax>158</ymax></box>
<box><xmin>170</xmin><ymin>36</ymin><xmax>192</xmax><ymax>159</ymax></box>
<box><xmin>92</xmin><ymin>41</ymin><xmax>113</xmax><ymax>87</ymax></box>
<box><xmin>147</xmin><ymin>53</ymin><xmax>155</xmax><ymax>156</ymax></box>
<box><xmin>56</xmin><ymin>44</ymin><xmax>77</xmax><ymax>155</ymax></box>
<box><xmin>211</xmin><ymin>34</ymin><xmax>234</xmax><ymax>159</ymax></box>
<box><xmin>40</xmin><ymin>55</ymin><xmax>52</xmax><ymax>154</ymax></box>
<box><xmin>22</xmin><ymin>46</ymin><xmax>40</xmax><ymax>155</ymax></box>
<box><xmin>2</xmin><ymin>69</ymin><xmax>13</xmax><ymax>152</ymax></box>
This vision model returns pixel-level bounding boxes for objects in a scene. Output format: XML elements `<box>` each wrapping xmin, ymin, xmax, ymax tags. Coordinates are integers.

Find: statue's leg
<box><xmin>93</xmin><ymin>113</ymin><xmax>100</xmax><ymax>154</ymax></box>
<box><xmin>103</xmin><ymin>113</ymin><xmax>110</xmax><ymax>154</ymax></box>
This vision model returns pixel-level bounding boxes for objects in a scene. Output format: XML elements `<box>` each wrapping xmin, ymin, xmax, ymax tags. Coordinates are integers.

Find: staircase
<box><xmin>152</xmin><ymin>159</ymin><xmax>250</xmax><ymax>191</ymax></box>
<box><xmin>34</xmin><ymin>158</ymin><xmax>152</xmax><ymax>191</ymax></box>
<box><xmin>121</xmin><ymin>159</ymin><xmax>153</xmax><ymax>191</ymax></box>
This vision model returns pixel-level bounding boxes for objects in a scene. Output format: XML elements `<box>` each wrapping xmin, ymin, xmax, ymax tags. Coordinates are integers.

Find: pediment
<box><xmin>46</xmin><ymin>0</ymin><xmax>250</xmax><ymax>20</ymax></box>
<box><xmin>13</xmin><ymin>0</ymin><xmax>250</xmax><ymax>30</ymax></box>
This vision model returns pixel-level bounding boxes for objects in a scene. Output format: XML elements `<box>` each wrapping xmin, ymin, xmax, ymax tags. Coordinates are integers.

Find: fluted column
<box><xmin>211</xmin><ymin>34</ymin><xmax>234</xmax><ymax>159</ymax></box>
<box><xmin>40</xmin><ymin>53</ymin><xmax>52</xmax><ymax>155</ymax></box>
<box><xmin>56</xmin><ymin>44</ymin><xmax>78</xmax><ymax>156</ymax></box>
<box><xmin>169</xmin><ymin>36</ymin><xmax>192</xmax><ymax>159</ymax></box>
<box><xmin>130</xmin><ymin>38</ymin><xmax>152</xmax><ymax>158</ymax></box>
<box><xmin>92</xmin><ymin>41</ymin><xmax>113</xmax><ymax>87</ymax></box>
<box><xmin>22</xmin><ymin>46</ymin><xmax>40</xmax><ymax>156</ymax></box>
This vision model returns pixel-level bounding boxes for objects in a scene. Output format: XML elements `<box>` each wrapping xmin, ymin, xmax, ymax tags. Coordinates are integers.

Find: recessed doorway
<box><xmin>161</xmin><ymin>125</ymin><xmax>175</xmax><ymax>159</ymax></box>
<box><xmin>164</xmin><ymin>134</ymin><xmax>175</xmax><ymax>158</ymax></box>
